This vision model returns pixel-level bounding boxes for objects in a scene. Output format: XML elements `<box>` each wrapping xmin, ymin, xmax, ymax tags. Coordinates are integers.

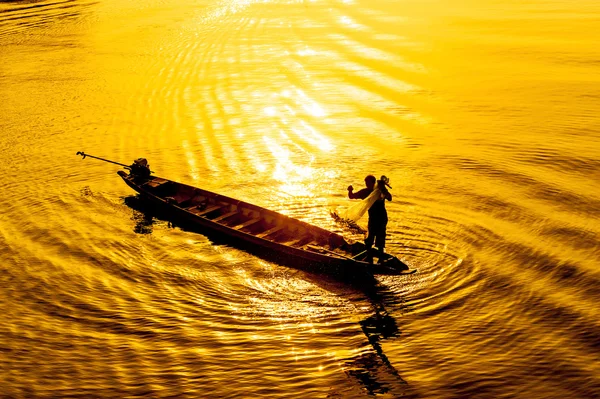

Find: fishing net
<box><xmin>331</xmin><ymin>176</ymin><xmax>391</xmax><ymax>234</ymax></box>
<box><xmin>342</xmin><ymin>187</ymin><xmax>383</xmax><ymax>222</ymax></box>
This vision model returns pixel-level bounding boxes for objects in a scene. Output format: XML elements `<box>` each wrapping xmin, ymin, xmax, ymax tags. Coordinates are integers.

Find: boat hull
<box><xmin>117</xmin><ymin>171</ymin><xmax>409</xmax><ymax>283</ymax></box>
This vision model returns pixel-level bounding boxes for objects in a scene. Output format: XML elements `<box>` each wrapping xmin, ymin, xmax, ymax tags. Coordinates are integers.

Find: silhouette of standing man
<box><xmin>347</xmin><ymin>175</ymin><xmax>392</xmax><ymax>264</ymax></box>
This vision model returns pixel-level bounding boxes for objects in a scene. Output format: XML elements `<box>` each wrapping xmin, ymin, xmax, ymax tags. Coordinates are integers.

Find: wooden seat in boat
<box><xmin>232</xmin><ymin>218</ymin><xmax>262</xmax><ymax>231</ymax></box>
<box><xmin>281</xmin><ymin>237</ymin><xmax>305</xmax><ymax>247</ymax></box>
<box><xmin>211</xmin><ymin>211</ymin><xmax>238</xmax><ymax>222</ymax></box>
<box><xmin>256</xmin><ymin>225</ymin><xmax>285</xmax><ymax>238</ymax></box>
<box><xmin>187</xmin><ymin>204</ymin><xmax>223</xmax><ymax>216</ymax></box>
<box><xmin>300</xmin><ymin>240</ymin><xmax>318</xmax><ymax>250</ymax></box>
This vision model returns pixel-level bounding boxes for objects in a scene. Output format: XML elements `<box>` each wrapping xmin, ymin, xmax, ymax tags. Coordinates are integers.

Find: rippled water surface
<box><xmin>1</xmin><ymin>0</ymin><xmax>599</xmax><ymax>397</ymax></box>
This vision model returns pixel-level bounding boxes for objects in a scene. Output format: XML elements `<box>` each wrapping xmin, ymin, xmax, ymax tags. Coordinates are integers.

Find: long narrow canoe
<box><xmin>117</xmin><ymin>170</ymin><xmax>411</xmax><ymax>283</ymax></box>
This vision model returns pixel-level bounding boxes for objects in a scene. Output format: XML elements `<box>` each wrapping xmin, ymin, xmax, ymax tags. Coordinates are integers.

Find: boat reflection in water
<box><xmin>124</xmin><ymin>196</ymin><xmax>156</xmax><ymax>235</ymax></box>
<box><xmin>343</xmin><ymin>286</ymin><xmax>412</xmax><ymax>397</ymax></box>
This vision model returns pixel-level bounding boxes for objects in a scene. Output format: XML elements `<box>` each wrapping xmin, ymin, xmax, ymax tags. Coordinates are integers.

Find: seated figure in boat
<box><xmin>129</xmin><ymin>158</ymin><xmax>151</xmax><ymax>178</ymax></box>
<box><xmin>347</xmin><ymin>175</ymin><xmax>392</xmax><ymax>264</ymax></box>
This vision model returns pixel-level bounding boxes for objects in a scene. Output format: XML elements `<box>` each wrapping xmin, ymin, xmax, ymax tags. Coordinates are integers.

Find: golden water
<box><xmin>1</xmin><ymin>0</ymin><xmax>599</xmax><ymax>397</ymax></box>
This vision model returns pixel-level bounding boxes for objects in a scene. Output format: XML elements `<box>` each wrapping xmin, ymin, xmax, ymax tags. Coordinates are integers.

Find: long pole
<box><xmin>76</xmin><ymin>151</ymin><xmax>131</xmax><ymax>169</ymax></box>
<box><xmin>306</xmin><ymin>245</ymin><xmax>357</xmax><ymax>261</ymax></box>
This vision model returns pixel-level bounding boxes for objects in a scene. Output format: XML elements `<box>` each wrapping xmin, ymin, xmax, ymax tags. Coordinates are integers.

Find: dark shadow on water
<box><xmin>123</xmin><ymin>195</ymin><xmax>157</xmax><ymax>235</ymax></box>
<box><xmin>300</xmin><ymin>271</ymin><xmax>413</xmax><ymax>397</ymax></box>
<box><xmin>0</xmin><ymin>0</ymin><xmax>47</xmax><ymax>4</ymax></box>
<box><xmin>340</xmin><ymin>285</ymin><xmax>417</xmax><ymax>398</ymax></box>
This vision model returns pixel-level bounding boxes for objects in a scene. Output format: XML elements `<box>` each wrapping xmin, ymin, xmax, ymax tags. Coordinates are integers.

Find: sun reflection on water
<box><xmin>255</xmin><ymin>87</ymin><xmax>338</xmax><ymax>197</ymax></box>
<box><xmin>338</xmin><ymin>15</ymin><xmax>368</xmax><ymax>32</ymax></box>
<box><xmin>295</xmin><ymin>120</ymin><xmax>333</xmax><ymax>151</ymax></box>
<box><xmin>181</xmin><ymin>139</ymin><xmax>200</xmax><ymax>181</ymax></box>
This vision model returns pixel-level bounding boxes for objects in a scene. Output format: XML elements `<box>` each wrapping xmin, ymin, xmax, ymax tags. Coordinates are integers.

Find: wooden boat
<box><xmin>117</xmin><ymin>170</ymin><xmax>411</xmax><ymax>283</ymax></box>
